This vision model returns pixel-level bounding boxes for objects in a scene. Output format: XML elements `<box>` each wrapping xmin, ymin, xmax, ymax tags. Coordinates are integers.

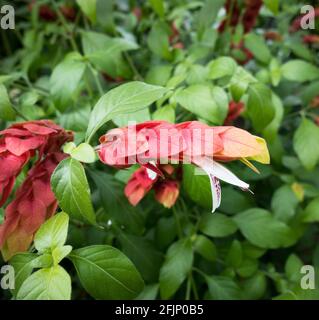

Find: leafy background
<box><xmin>1</xmin><ymin>0</ymin><xmax>319</xmax><ymax>300</ymax></box>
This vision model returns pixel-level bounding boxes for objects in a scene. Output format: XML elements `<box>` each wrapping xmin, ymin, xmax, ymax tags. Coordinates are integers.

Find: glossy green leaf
<box><xmin>17</xmin><ymin>266</ymin><xmax>71</xmax><ymax>300</ymax></box>
<box><xmin>282</xmin><ymin>60</ymin><xmax>319</xmax><ymax>82</ymax></box>
<box><xmin>50</xmin><ymin>52</ymin><xmax>86</xmax><ymax>111</ymax></box>
<box><xmin>247</xmin><ymin>83</ymin><xmax>275</xmax><ymax>132</ymax></box>
<box><xmin>69</xmin><ymin>245</ymin><xmax>144</xmax><ymax>300</ymax></box>
<box><xmin>234</xmin><ymin>209</ymin><xmax>296</xmax><ymax>249</ymax></box>
<box><xmin>176</xmin><ymin>84</ymin><xmax>228</xmax><ymax>124</ymax></box>
<box><xmin>0</xmin><ymin>84</ymin><xmax>15</xmax><ymax>120</ymax></box>
<box><xmin>76</xmin><ymin>0</ymin><xmax>96</xmax><ymax>23</ymax></box>
<box><xmin>199</xmin><ymin>213</ymin><xmax>238</xmax><ymax>238</ymax></box>
<box><xmin>293</xmin><ymin>118</ymin><xmax>319</xmax><ymax>170</ymax></box>
<box><xmin>244</xmin><ymin>33</ymin><xmax>271</xmax><ymax>64</ymax></box>
<box><xmin>34</xmin><ymin>212</ymin><xmax>69</xmax><ymax>253</ymax></box>
<box><xmin>159</xmin><ymin>239</ymin><xmax>193</xmax><ymax>299</ymax></box>
<box><xmin>70</xmin><ymin>143</ymin><xmax>97</xmax><ymax>163</ymax></box>
<box><xmin>51</xmin><ymin>158</ymin><xmax>96</xmax><ymax>225</ymax></box>
<box><xmin>86</xmin><ymin>81</ymin><xmax>168</xmax><ymax>142</ymax></box>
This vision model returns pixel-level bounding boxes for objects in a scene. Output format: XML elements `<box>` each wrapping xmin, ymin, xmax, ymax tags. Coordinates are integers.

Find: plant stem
<box><xmin>11</xmin><ymin>105</ymin><xmax>29</xmax><ymax>121</ymax></box>
<box><xmin>88</xmin><ymin>64</ymin><xmax>104</xmax><ymax>96</ymax></box>
<box><xmin>190</xmin><ymin>273</ymin><xmax>199</xmax><ymax>300</ymax></box>
<box><xmin>172</xmin><ymin>205</ymin><xmax>183</xmax><ymax>238</ymax></box>
<box><xmin>52</xmin><ymin>0</ymin><xmax>79</xmax><ymax>52</ymax></box>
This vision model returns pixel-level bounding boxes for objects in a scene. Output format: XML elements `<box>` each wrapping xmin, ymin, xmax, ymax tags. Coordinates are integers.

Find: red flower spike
<box><xmin>0</xmin><ymin>152</ymin><xmax>67</xmax><ymax>261</ymax></box>
<box><xmin>0</xmin><ymin>120</ymin><xmax>73</xmax><ymax>210</ymax></box>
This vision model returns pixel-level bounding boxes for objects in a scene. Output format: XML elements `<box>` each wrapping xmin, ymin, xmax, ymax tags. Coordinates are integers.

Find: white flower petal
<box><xmin>193</xmin><ymin>157</ymin><xmax>250</xmax><ymax>190</ymax></box>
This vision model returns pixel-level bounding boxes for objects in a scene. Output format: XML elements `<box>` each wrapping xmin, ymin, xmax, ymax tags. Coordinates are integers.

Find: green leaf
<box><xmin>89</xmin><ymin>170</ymin><xmax>144</xmax><ymax>234</ymax></box>
<box><xmin>51</xmin><ymin>158</ymin><xmax>96</xmax><ymax>225</ymax></box>
<box><xmin>176</xmin><ymin>84</ymin><xmax>228</xmax><ymax>124</ymax></box>
<box><xmin>236</xmin><ymin>258</ymin><xmax>258</xmax><ymax>278</ymax></box>
<box><xmin>0</xmin><ymin>84</ymin><xmax>16</xmax><ymax>120</ymax></box>
<box><xmin>244</xmin><ymin>33</ymin><xmax>271</xmax><ymax>64</ymax></box>
<box><xmin>159</xmin><ymin>239</ymin><xmax>193</xmax><ymax>299</ymax></box>
<box><xmin>96</xmin><ymin>0</ymin><xmax>115</xmax><ymax>33</ymax></box>
<box><xmin>145</xmin><ymin>65</ymin><xmax>172</xmax><ymax>86</ymax></box>
<box><xmin>70</xmin><ymin>143</ymin><xmax>97</xmax><ymax>163</ymax></box>
<box><xmin>293</xmin><ymin>118</ymin><xmax>319</xmax><ymax>170</ymax></box>
<box><xmin>113</xmin><ymin>108</ymin><xmax>150</xmax><ymax>127</ymax></box>
<box><xmin>230</xmin><ymin>66</ymin><xmax>255</xmax><ymax>101</ymax></box>
<box><xmin>193</xmin><ymin>235</ymin><xmax>217</xmax><ymax>262</ymax></box>
<box><xmin>183</xmin><ymin>164</ymin><xmax>212</xmax><ymax>209</ymax></box>
<box><xmin>242</xmin><ymin>272</ymin><xmax>267</xmax><ymax>300</ymax></box>
<box><xmin>219</xmin><ymin>187</ymin><xmax>253</xmax><ymax>215</ymax></box>
<box><xmin>206</xmin><ymin>276</ymin><xmax>241</xmax><ymax>300</ymax></box>
<box><xmin>207</xmin><ymin>57</ymin><xmax>237</xmax><ymax>80</ymax></box>
<box><xmin>119</xmin><ymin>233</ymin><xmax>163</xmax><ymax>283</ymax></box>
<box><xmin>76</xmin><ymin>0</ymin><xmax>96</xmax><ymax>23</ymax></box>
<box><xmin>136</xmin><ymin>284</ymin><xmax>159</xmax><ymax>300</ymax></box>
<box><xmin>52</xmin><ymin>245</ymin><xmax>73</xmax><ymax>265</ymax></box>
<box><xmin>10</xmin><ymin>253</ymin><xmax>38</xmax><ymax>296</ymax></box>
<box><xmin>153</xmin><ymin>105</ymin><xmax>175</xmax><ymax>123</ymax></box>
<box><xmin>225</xmin><ymin>240</ymin><xmax>242</xmax><ymax>268</ymax></box>
<box><xmin>269</xmin><ymin>58</ymin><xmax>281</xmax><ymax>86</ymax></box>
<box><xmin>233</xmin><ymin>209</ymin><xmax>296</xmax><ymax>249</ymax></box>
<box><xmin>247</xmin><ymin>83</ymin><xmax>275</xmax><ymax>132</ymax></box>
<box><xmin>149</xmin><ymin>0</ymin><xmax>165</xmax><ymax>17</ymax></box>
<box><xmin>34</xmin><ymin>212</ymin><xmax>69</xmax><ymax>253</ymax></box>
<box><xmin>82</xmin><ymin>31</ymin><xmax>138</xmax><ymax>77</ymax></box>
<box><xmin>147</xmin><ymin>21</ymin><xmax>172</xmax><ymax>60</ymax></box>
<box><xmin>303</xmin><ymin>197</ymin><xmax>319</xmax><ymax>222</ymax></box>
<box><xmin>50</xmin><ymin>52</ymin><xmax>86</xmax><ymax>112</ymax></box>
<box><xmin>281</xmin><ymin>60</ymin><xmax>319</xmax><ymax>82</ymax></box>
<box><xmin>271</xmin><ymin>185</ymin><xmax>299</xmax><ymax>223</ymax></box>
<box><xmin>69</xmin><ymin>245</ymin><xmax>144</xmax><ymax>300</ymax></box>
<box><xmin>263</xmin><ymin>0</ymin><xmax>279</xmax><ymax>15</ymax></box>
<box><xmin>86</xmin><ymin>81</ymin><xmax>168</xmax><ymax>142</ymax></box>
<box><xmin>17</xmin><ymin>265</ymin><xmax>71</xmax><ymax>300</ymax></box>
<box><xmin>285</xmin><ymin>254</ymin><xmax>303</xmax><ymax>283</ymax></box>
<box><xmin>263</xmin><ymin>93</ymin><xmax>284</xmax><ymax>142</ymax></box>
<box><xmin>196</xmin><ymin>0</ymin><xmax>224</xmax><ymax>37</ymax></box>
<box><xmin>199</xmin><ymin>213</ymin><xmax>238</xmax><ymax>238</ymax></box>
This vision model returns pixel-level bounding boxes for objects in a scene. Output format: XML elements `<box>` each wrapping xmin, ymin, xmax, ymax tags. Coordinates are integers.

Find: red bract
<box><xmin>98</xmin><ymin>121</ymin><xmax>184</xmax><ymax>173</ymax></box>
<box><xmin>125</xmin><ymin>165</ymin><xmax>180</xmax><ymax>208</ymax></box>
<box><xmin>98</xmin><ymin>121</ymin><xmax>269</xmax><ymax>212</ymax></box>
<box><xmin>125</xmin><ymin>166</ymin><xmax>158</xmax><ymax>206</ymax></box>
<box><xmin>303</xmin><ymin>35</ymin><xmax>319</xmax><ymax>44</ymax></box>
<box><xmin>28</xmin><ymin>1</ymin><xmax>76</xmax><ymax>22</ymax></box>
<box><xmin>224</xmin><ymin>101</ymin><xmax>245</xmax><ymax>125</ymax></box>
<box><xmin>154</xmin><ymin>180</ymin><xmax>180</xmax><ymax>209</ymax></box>
<box><xmin>219</xmin><ymin>0</ymin><xmax>262</xmax><ymax>34</ymax></box>
<box><xmin>0</xmin><ymin>120</ymin><xmax>73</xmax><ymax>208</ymax></box>
<box><xmin>264</xmin><ymin>31</ymin><xmax>283</xmax><ymax>42</ymax></box>
<box><xmin>311</xmin><ymin>96</ymin><xmax>319</xmax><ymax>108</ymax></box>
<box><xmin>0</xmin><ymin>153</ymin><xmax>67</xmax><ymax>260</ymax></box>
<box><xmin>242</xmin><ymin>0</ymin><xmax>263</xmax><ymax>33</ymax></box>
<box><xmin>231</xmin><ymin>41</ymin><xmax>254</xmax><ymax>65</ymax></box>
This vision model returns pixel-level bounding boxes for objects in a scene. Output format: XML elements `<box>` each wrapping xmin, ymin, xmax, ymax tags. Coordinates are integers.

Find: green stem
<box><xmin>11</xmin><ymin>105</ymin><xmax>29</xmax><ymax>121</ymax></box>
<box><xmin>52</xmin><ymin>0</ymin><xmax>79</xmax><ymax>52</ymax></box>
<box><xmin>172</xmin><ymin>206</ymin><xmax>183</xmax><ymax>238</ymax></box>
<box><xmin>190</xmin><ymin>273</ymin><xmax>199</xmax><ymax>300</ymax></box>
<box><xmin>89</xmin><ymin>64</ymin><xmax>104</xmax><ymax>96</ymax></box>
<box><xmin>1</xmin><ymin>29</ymin><xmax>11</xmax><ymax>55</ymax></box>
<box><xmin>193</xmin><ymin>266</ymin><xmax>207</xmax><ymax>279</ymax></box>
